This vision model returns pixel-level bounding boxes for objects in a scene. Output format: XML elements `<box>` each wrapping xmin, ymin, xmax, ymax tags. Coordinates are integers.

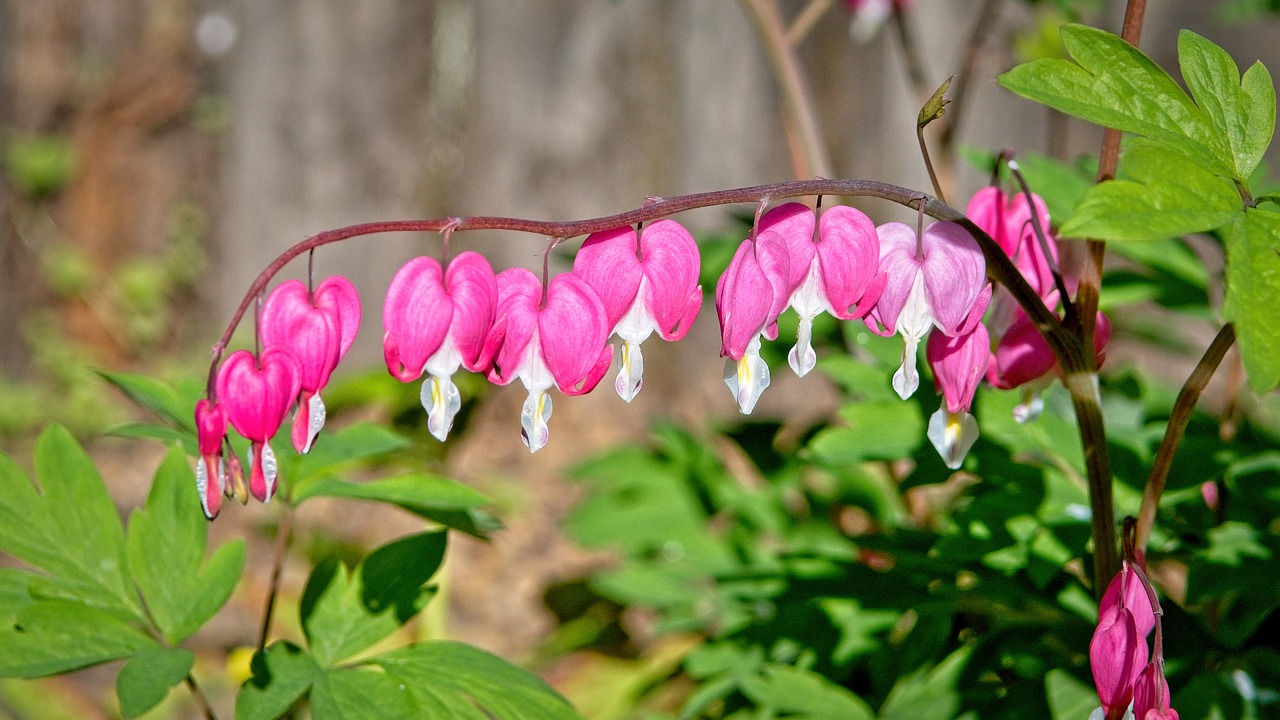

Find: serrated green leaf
<box><xmin>999</xmin><ymin>24</ymin><xmax>1230</xmax><ymax>175</ymax></box>
<box><xmin>807</xmin><ymin>400</ymin><xmax>923</xmax><ymax>464</ymax></box>
<box><xmin>127</xmin><ymin>447</ymin><xmax>245</xmax><ymax>644</ymax></box>
<box><xmin>1178</xmin><ymin>30</ymin><xmax>1276</xmax><ymax>180</ymax></box>
<box><xmin>0</xmin><ymin>600</ymin><xmax>157</xmax><ymax>677</ymax></box>
<box><xmin>1223</xmin><ymin>209</ymin><xmax>1280</xmax><ymax>391</ymax></box>
<box><xmin>738</xmin><ymin>664</ymin><xmax>874</xmax><ymax>719</ymax></box>
<box><xmin>310</xmin><ymin>666</ymin><xmax>417</xmax><ymax>720</ymax></box>
<box><xmin>236</xmin><ymin>641</ymin><xmax>321</xmax><ymax>720</ymax></box>
<box><xmin>116</xmin><ymin>647</ymin><xmax>194</xmax><ymax>718</ymax></box>
<box><xmin>1059</xmin><ymin>141</ymin><xmax>1240</xmax><ymax>242</ymax></box>
<box><xmin>95</xmin><ymin>371</ymin><xmax>195</xmax><ymax>432</ymax></box>
<box><xmin>373</xmin><ymin>641</ymin><xmax>583</xmax><ymax>720</ymax></box>
<box><xmin>0</xmin><ymin>425</ymin><xmax>140</xmax><ymax>619</ymax></box>
<box><xmin>300</xmin><ymin>532</ymin><xmax>446</xmax><ymax>666</ymax></box>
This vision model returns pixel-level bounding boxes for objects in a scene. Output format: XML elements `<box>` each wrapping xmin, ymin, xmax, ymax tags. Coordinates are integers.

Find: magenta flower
<box><xmin>966</xmin><ymin>185</ymin><xmax>1059</xmax><ymax>309</ymax></box>
<box><xmin>572</xmin><ymin>220</ymin><xmax>702</xmax><ymax>402</ymax></box>
<box><xmin>216</xmin><ymin>347</ymin><xmax>302</xmax><ymax>503</ymax></box>
<box><xmin>1091</xmin><ymin>563</ymin><xmax>1156</xmax><ymax>720</ymax></box>
<box><xmin>486</xmin><ymin>269</ymin><xmax>612</xmax><ymax>452</ymax></box>
<box><xmin>194</xmin><ymin>399</ymin><xmax>228</xmax><ymax>520</ymax></box>
<box><xmin>1133</xmin><ymin>661</ymin><xmax>1178</xmax><ymax>720</ymax></box>
<box><xmin>872</xmin><ymin>220</ymin><xmax>990</xmax><ymax>401</ymax></box>
<box><xmin>925</xmin><ymin>322</ymin><xmax>990</xmax><ymax>469</ymax></box>
<box><xmin>715</xmin><ymin>229</ymin><xmax>791</xmax><ymax>414</ymax></box>
<box><xmin>987</xmin><ymin>309</ymin><xmax>1112</xmax><ymax>423</ymax></box>
<box><xmin>785</xmin><ymin>205</ymin><xmax>886</xmax><ymax>377</ymax></box>
<box><xmin>383</xmin><ymin>252</ymin><xmax>499</xmax><ymax>441</ymax></box>
<box><xmin>260</xmin><ymin>276</ymin><xmax>361</xmax><ymax>453</ymax></box>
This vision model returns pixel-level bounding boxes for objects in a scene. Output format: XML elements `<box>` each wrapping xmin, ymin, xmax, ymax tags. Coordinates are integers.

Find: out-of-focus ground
<box><xmin>1</xmin><ymin>1</ymin><xmax>1277</xmax><ymax>717</ymax></box>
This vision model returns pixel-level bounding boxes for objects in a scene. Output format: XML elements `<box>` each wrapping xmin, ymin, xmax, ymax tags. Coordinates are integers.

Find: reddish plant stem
<box><xmin>1135</xmin><ymin>323</ymin><xmax>1236</xmax><ymax>551</ymax></box>
<box><xmin>184</xmin><ymin>674</ymin><xmax>218</xmax><ymax>720</ymax></box>
<box><xmin>257</xmin><ymin>506</ymin><xmax>294</xmax><ymax>653</ymax></box>
<box><xmin>1070</xmin><ymin>0</ymin><xmax>1148</xmax><ymax>594</ymax></box>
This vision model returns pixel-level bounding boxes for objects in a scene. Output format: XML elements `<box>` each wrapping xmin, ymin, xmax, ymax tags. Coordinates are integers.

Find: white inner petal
<box><xmin>927</xmin><ymin>408</ymin><xmax>980</xmax><ymax>470</ymax></box>
<box><xmin>303</xmin><ymin>393</ymin><xmax>326</xmax><ymax>453</ymax></box>
<box><xmin>260</xmin><ymin>442</ymin><xmax>278</xmax><ymax>503</ymax></box>
<box><xmin>423</xmin><ymin>373</ymin><xmax>463</xmax><ymax>441</ymax></box>
<box><xmin>724</xmin><ymin>335</ymin><xmax>770</xmax><ymax>414</ymax></box>
<box><xmin>616</xmin><ymin>340</ymin><xmax>644</xmax><ymax>403</ymax></box>
<box><xmin>892</xmin><ymin>272</ymin><xmax>932</xmax><ymax>399</ymax></box>
<box><xmin>520</xmin><ymin>390</ymin><xmax>553</xmax><ymax>453</ymax></box>
<box><xmin>789</xmin><ymin>315</ymin><xmax>818</xmax><ymax>378</ymax></box>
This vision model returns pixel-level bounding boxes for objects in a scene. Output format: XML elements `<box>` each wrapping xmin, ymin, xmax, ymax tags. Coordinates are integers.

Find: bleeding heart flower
<box><xmin>260</xmin><ymin>276</ymin><xmax>361</xmax><ymax>453</ymax></box>
<box><xmin>384</xmin><ymin>252</ymin><xmax>500</xmax><ymax>441</ymax></box>
<box><xmin>785</xmin><ymin>205</ymin><xmax>886</xmax><ymax>377</ymax></box>
<box><xmin>845</xmin><ymin>0</ymin><xmax>912</xmax><ymax>42</ymax></box>
<box><xmin>1091</xmin><ymin>604</ymin><xmax>1148</xmax><ymax>719</ymax></box>
<box><xmin>1133</xmin><ymin>661</ymin><xmax>1178</xmax><ymax>720</ymax></box>
<box><xmin>715</xmin><ymin>229</ymin><xmax>791</xmax><ymax>414</ymax></box>
<box><xmin>872</xmin><ymin>220</ymin><xmax>990</xmax><ymax>401</ymax></box>
<box><xmin>925</xmin><ymin>322</ymin><xmax>990</xmax><ymax>469</ymax></box>
<box><xmin>486</xmin><ymin>269</ymin><xmax>612</xmax><ymax>452</ymax></box>
<box><xmin>987</xmin><ymin>309</ymin><xmax>1112</xmax><ymax>423</ymax></box>
<box><xmin>216</xmin><ymin>347</ymin><xmax>302</xmax><ymax>503</ymax></box>
<box><xmin>194</xmin><ymin>399</ymin><xmax>228</xmax><ymax>520</ymax></box>
<box><xmin>572</xmin><ymin>220</ymin><xmax>702</xmax><ymax>402</ymax></box>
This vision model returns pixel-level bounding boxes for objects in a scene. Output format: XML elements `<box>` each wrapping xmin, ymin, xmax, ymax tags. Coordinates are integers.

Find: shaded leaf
<box><xmin>1046</xmin><ymin>668</ymin><xmax>1100</xmax><ymax>720</ymax></box>
<box><xmin>1059</xmin><ymin>141</ymin><xmax>1240</xmax><ymax>242</ymax></box>
<box><xmin>880</xmin><ymin>645</ymin><xmax>971</xmax><ymax>720</ymax></box>
<box><xmin>300</xmin><ymin>532</ymin><xmax>446</xmax><ymax>666</ymax></box>
<box><xmin>738</xmin><ymin>664</ymin><xmax>874</xmax><ymax>719</ymax></box>
<box><xmin>236</xmin><ymin>641</ymin><xmax>320</xmax><ymax>720</ymax></box>
<box><xmin>95</xmin><ymin>371</ymin><xmax>195</xmax><ymax>432</ymax></box>
<box><xmin>1223</xmin><ymin>209</ymin><xmax>1280</xmax><ymax>391</ymax></box>
<box><xmin>807</xmin><ymin>400</ymin><xmax>924</xmax><ymax>464</ymax></box>
<box><xmin>310</xmin><ymin>666</ymin><xmax>417</xmax><ymax>720</ymax></box>
<box><xmin>116</xmin><ymin>647</ymin><xmax>194</xmax><ymax>718</ymax></box>
<box><xmin>127</xmin><ymin>447</ymin><xmax>246</xmax><ymax>644</ymax></box>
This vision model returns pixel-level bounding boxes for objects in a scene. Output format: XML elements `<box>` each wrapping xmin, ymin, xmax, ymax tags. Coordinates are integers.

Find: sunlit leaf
<box><xmin>116</xmin><ymin>647</ymin><xmax>194</xmax><ymax>719</ymax></box>
<box><xmin>1179</xmin><ymin>30</ymin><xmax>1276</xmax><ymax>180</ymax></box>
<box><xmin>1223</xmin><ymin>209</ymin><xmax>1280</xmax><ymax>391</ymax></box>
<box><xmin>0</xmin><ymin>601</ymin><xmax>156</xmax><ymax>677</ymax></box>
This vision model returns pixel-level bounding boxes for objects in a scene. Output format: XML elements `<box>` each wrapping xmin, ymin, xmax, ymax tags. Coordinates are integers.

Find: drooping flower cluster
<box><xmin>198</xmin><ymin>186</ymin><xmax>1111</xmax><ymax>512</ymax></box>
<box><xmin>196</xmin><ymin>276</ymin><xmax>361</xmax><ymax>519</ymax></box>
<box><xmin>1089</xmin><ymin>560</ymin><xmax>1179</xmax><ymax>720</ymax></box>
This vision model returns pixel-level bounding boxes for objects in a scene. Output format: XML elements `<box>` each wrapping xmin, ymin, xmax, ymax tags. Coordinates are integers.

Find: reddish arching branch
<box><xmin>206</xmin><ymin>178</ymin><xmax>1083</xmax><ymax>400</ymax></box>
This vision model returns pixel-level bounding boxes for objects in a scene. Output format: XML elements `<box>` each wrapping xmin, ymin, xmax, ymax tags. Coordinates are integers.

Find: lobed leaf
<box><xmin>300</xmin><ymin>532</ymin><xmax>446</xmax><ymax>666</ymax></box>
<box><xmin>738</xmin><ymin>664</ymin><xmax>875</xmax><ymax>719</ymax></box>
<box><xmin>0</xmin><ymin>425</ymin><xmax>140</xmax><ymax>619</ymax></box>
<box><xmin>126</xmin><ymin>447</ymin><xmax>246</xmax><ymax>644</ymax></box>
<box><xmin>1059</xmin><ymin>141</ymin><xmax>1240</xmax><ymax>242</ymax></box>
<box><xmin>0</xmin><ymin>601</ymin><xmax>157</xmax><ymax>677</ymax></box>
<box><xmin>1178</xmin><ymin>30</ymin><xmax>1276</xmax><ymax>180</ymax></box>
<box><xmin>1223</xmin><ymin>209</ymin><xmax>1280</xmax><ymax>391</ymax></box>
<box><xmin>998</xmin><ymin>24</ymin><xmax>1231</xmax><ymax>175</ymax></box>
<box><xmin>95</xmin><ymin>370</ymin><xmax>195</xmax><ymax>432</ymax></box>
<box><xmin>295</xmin><ymin>473</ymin><xmax>500</xmax><ymax>539</ymax></box>
<box><xmin>310</xmin><ymin>667</ymin><xmax>417</xmax><ymax>720</ymax></box>
<box><xmin>372</xmin><ymin>641</ymin><xmax>584</xmax><ymax>720</ymax></box>
<box><xmin>236</xmin><ymin>641</ymin><xmax>321</xmax><ymax>720</ymax></box>
<box><xmin>116</xmin><ymin>647</ymin><xmax>194</xmax><ymax>718</ymax></box>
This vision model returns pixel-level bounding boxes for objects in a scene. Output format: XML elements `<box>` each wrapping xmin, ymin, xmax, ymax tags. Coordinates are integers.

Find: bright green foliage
<box><xmin>1224</xmin><ymin>209</ymin><xmax>1280</xmax><ymax>391</ymax></box>
<box><xmin>295</xmin><ymin>473</ymin><xmax>501</xmax><ymax>539</ymax></box>
<box><xmin>127</xmin><ymin>448</ymin><xmax>246</xmax><ymax>644</ymax></box>
<box><xmin>1059</xmin><ymin>141</ymin><xmax>1240</xmax><ymax>242</ymax></box>
<box><xmin>236</xmin><ymin>642</ymin><xmax>321</xmax><ymax>720</ymax></box>
<box><xmin>300</xmin><ymin>531</ymin><xmax>445</xmax><ymax>666</ymax></box>
<box><xmin>1002</xmin><ymin>25</ymin><xmax>1279</xmax><ymax>392</ymax></box>
<box><xmin>1178</xmin><ymin>30</ymin><xmax>1276</xmax><ymax>180</ymax></box>
<box><xmin>998</xmin><ymin>24</ymin><xmax>1232</xmax><ymax>175</ymax></box>
<box><xmin>0</xmin><ymin>601</ymin><xmax>157</xmax><ymax>677</ymax></box>
<box><xmin>117</xmin><ymin>648</ymin><xmax>196</xmax><ymax>718</ymax></box>
<box><xmin>0</xmin><ymin>424</ymin><xmax>139</xmax><ymax>618</ymax></box>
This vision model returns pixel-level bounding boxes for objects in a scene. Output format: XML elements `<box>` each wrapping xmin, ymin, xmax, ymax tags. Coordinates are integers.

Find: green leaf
<box><xmin>300</xmin><ymin>532</ymin><xmax>446</xmax><ymax>666</ymax></box>
<box><xmin>807</xmin><ymin>400</ymin><xmax>923</xmax><ymax>464</ymax></box>
<box><xmin>104</xmin><ymin>422</ymin><xmax>196</xmax><ymax>455</ymax></box>
<box><xmin>738</xmin><ymin>664</ymin><xmax>874</xmax><ymax>720</ymax></box>
<box><xmin>127</xmin><ymin>447</ymin><xmax>246</xmax><ymax>644</ymax></box>
<box><xmin>310</xmin><ymin>667</ymin><xmax>417</xmax><ymax>720</ymax></box>
<box><xmin>879</xmin><ymin>645</ymin><xmax>971</xmax><ymax>720</ymax></box>
<box><xmin>0</xmin><ymin>601</ymin><xmax>157</xmax><ymax>677</ymax></box>
<box><xmin>236</xmin><ymin>642</ymin><xmax>321</xmax><ymax>720</ymax></box>
<box><xmin>95</xmin><ymin>370</ymin><xmax>195</xmax><ymax>432</ymax></box>
<box><xmin>999</xmin><ymin>24</ymin><xmax>1230</xmax><ymax>175</ymax></box>
<box><xmin>1178</xmin><ymin>30</ymin><xmax>1276</xmax><ymax>180</ymax></box>
<box><xmin>1223</xmin><ymin>209</ymin><xmax>1280</xmax><ymax>391</ymax></box>
<box><xmin>295</xmin><ymin>473</ymin><xmax>499</xmax><ymax>539</ymax></box>
<box><xmin>0</xmin><ymin>568</ymin><xmax>33</xmax><ymax>622</ymax></box>
<box><xmin>1046</xmin><ymin>668</ymin><xmax>1100</xmax><ymax>720</ymax></box>
<box><xmin>1059</xmin><ymin>141</ymin><xmax>1240</xmax><ymax>242</ymax></box>
<box><xmin>372</xmin><ymin>640</ymin><xmax>583</xmax><ymax>720</ymax></box>
<box><xmin>116</xmin><ymin>647</ymin><xmax>194</xmax><ymax>718</ymax></box>
<box><xmin>287</xmin><ymin>422</ymin><xmax>412</xmax><ymax>491</ymax></box>
<box><xmin>0</xmin><ymin>425</ymin><xmax>140</xmax><ymax>619</ymax></box>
